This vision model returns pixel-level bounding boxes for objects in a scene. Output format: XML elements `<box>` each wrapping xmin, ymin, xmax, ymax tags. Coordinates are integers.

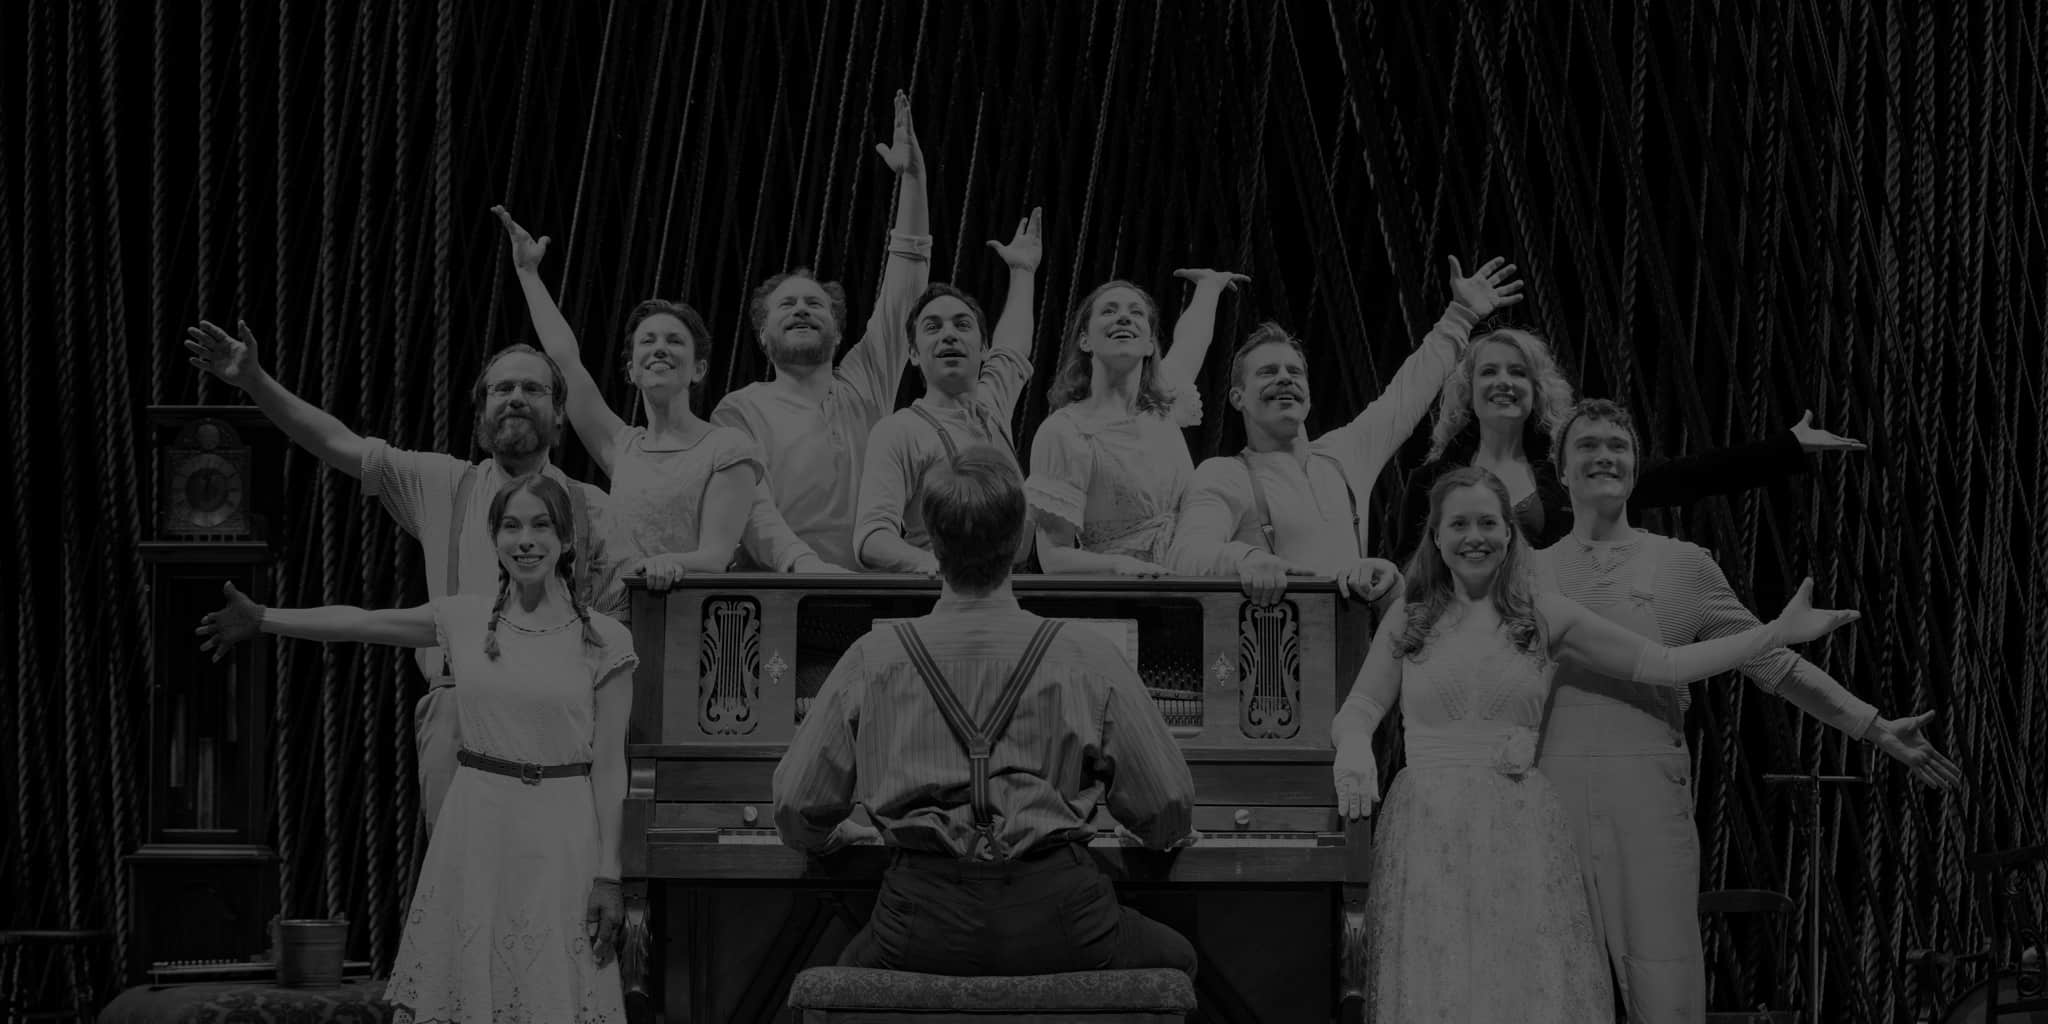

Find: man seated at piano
<box><xmin>850</xmin><ymin>209</ymin><xmax>1042</xmax><ymax>574</ymax></box>
<box><xmin>1167</xmin><ymin>256</ymin><xmax>1524</xmax><ymax>605</ymax></box>
<box><xmin>771</xmin><ymin>445</ymin><xmax>1201</xmax><ymax>978</ymax></box>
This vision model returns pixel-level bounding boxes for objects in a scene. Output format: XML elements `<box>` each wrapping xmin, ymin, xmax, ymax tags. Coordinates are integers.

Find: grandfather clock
<box><xmin>129</xmin><ymin>406</ymin><xmax>282</xmax><ymax>981</ymax></box>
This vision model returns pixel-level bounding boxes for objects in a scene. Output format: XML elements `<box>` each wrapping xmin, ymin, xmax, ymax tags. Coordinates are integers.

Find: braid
<box><xmin>483</xmin><ymin>569</ymin><xmax>511</xmax><ymax>659</ymax></box>
<box><xmin>560</xmin><ymin>546</ymin><xmax>602</xmax><ymax>651</ymax></box>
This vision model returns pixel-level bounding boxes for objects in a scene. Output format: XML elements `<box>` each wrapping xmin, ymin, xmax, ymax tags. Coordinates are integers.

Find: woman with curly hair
<box><xmin>1023</xmin><ymin>269</ymin><xmax>1245</xmax><ymax>574</ymax></box>
<box><xmin>1392</xmin><ymin>327</ymin><xmax>1864</xmax><ymax>559</ymax></box>
<box><xmin>1328</xmin><ymin>466</ymin><xmax>1855</xmax><ymax>1021</ymax></box>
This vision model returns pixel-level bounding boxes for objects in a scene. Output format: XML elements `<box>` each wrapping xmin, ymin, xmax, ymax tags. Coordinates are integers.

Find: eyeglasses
<box><xmin>485</xmin><ymin>381</ymin><xmax>555</xmax><ymax>398</ymax></box>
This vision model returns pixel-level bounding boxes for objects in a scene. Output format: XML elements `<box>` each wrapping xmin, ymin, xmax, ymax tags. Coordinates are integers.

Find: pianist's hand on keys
<box><xmin>1109</xmin><ymin>824</ymin><xmax>1203</xmax><ymax>850</ymax></box>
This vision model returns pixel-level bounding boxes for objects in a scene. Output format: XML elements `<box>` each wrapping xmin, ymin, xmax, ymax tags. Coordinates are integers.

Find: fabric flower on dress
<box><xmin>1494</xmin><ymin>726</ymin><xmax>1538</xmax><ymax>778</ymax></box>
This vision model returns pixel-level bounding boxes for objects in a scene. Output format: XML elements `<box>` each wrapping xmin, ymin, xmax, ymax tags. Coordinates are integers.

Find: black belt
<box><xmin>457</xmin><ymin>749</ymin><xmax>592</xmax><ymax>785</ymax></box>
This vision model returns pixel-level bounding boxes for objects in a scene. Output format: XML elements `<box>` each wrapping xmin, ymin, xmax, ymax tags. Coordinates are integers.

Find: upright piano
<box><xmin>619</xmin><ymin>574</ymin><xmax>1377</xmax><ymax>1023</ymax></box>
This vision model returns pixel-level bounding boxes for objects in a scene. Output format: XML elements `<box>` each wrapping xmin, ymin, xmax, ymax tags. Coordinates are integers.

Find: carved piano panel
<box><xmin>622</xmin><ymin>574</ymin><xmax>1378</xmax><ymax>1024</ymax></box>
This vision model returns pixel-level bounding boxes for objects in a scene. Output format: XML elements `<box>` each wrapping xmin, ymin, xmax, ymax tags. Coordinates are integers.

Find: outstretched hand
<box><xmin>1769</xmin><ymin>577</ymin><xmax>1860</xmax><ymax>645</ymax></box>
<box><xmin>874</xmin><ymin>90</ymin><xmax>924</xmax><ymax>178</ymax></box>
<box><xmin>491</xmin><ymin>205</ymin><xmax>550</xmax><ymax>272</ymax></box>
<box><xmin>987</xmin><ymin>207</ymin><xmax>1044</xmax><ymax>271</ymax></box>
<box><xmin>1791</xmin><ymin>410</ymin><xmax>1867</xmax><ymax>453</ymax></box>
<box><xmin>1867</xmin><ymin>711</ymin><xmax>1965</xmax><ymax>791</ymax></box>
<box><xmin>196</xmin><ymin>581</ymin><xmax>264</xmax><ymax>663</ymax></box>
<box><xmin>183</xmin><ymin>319</ymin><xmax>265</xmax><ymax>390</ymax></box>
<box><xmin>1172</xmin><ymin>268</ymin><xmax>1252</xmax><ymax>292</ymax></box>
<box><xmin>1446</xmin><ymin>256</ymin><xmax>1526</xmax><ymax>319</ymax></box>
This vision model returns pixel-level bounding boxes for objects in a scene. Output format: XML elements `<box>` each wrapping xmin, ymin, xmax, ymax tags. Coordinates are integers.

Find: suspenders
<box><xmin>892</xmin><ymin>619</ymin><xmax>1064</xmax><ymax>858</ymax></box>
<box><xmin>909</xmin><ymin>402</ymin><xmax>1014</xmax><ymax>460</ymax></box>
<box><xmin>1235</xmin><ymin>449</ymin><xmax>1363</xmax><ymax>557</ymax></box>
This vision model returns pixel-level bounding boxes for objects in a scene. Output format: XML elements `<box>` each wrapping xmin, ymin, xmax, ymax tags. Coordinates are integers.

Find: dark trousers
<box><xmin>838</xmin><ymin>842</ymin><xmax>1196</xmax><ymax>979</ymax></box>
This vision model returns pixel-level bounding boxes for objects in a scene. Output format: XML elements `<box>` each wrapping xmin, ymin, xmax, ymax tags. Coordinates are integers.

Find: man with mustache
<box><xmin>183</xmin><ymin>321</ymin><xmax>614</xmax><ymax>830</ymax></box>
<box><xmin>713</xmin><ymin>91</ymin><xmax>931</xmax><ymax>571</ymax></box>
<box><xmin>854</xmin><ymin>210</ymin><xmax>1042</xmax><ymax>573</ymax></box>
<box><xmin>1168</xmin><ymin>256</ymin><xmax>1524</xmax><ymax>605</ymax></box>
<box><xmin>1531</xmin><ymin>398</ymin><xmax>1963</xmax><ymax>1023</ymax></box>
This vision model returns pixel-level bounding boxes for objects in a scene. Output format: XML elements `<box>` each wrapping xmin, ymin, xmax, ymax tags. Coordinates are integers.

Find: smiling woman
<box><xmin>493</xmin><ymin>206</ymin><xmax>797</xmax><ymax>615</ymax></box>
<box><xmin>195</xmin><ymin>473</ymin><xmax>638</xmax><ymax>1023</ymax></box>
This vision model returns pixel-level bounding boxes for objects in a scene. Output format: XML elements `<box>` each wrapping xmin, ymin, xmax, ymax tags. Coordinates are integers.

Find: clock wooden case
<box><xmin>132</xmin><ymin>406</ymin><xmax>286</xmax><ymax>980</ymax></box>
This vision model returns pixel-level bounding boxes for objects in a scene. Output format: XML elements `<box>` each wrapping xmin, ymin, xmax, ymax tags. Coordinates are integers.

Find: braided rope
<box><xmin>820</xmin><ymin>0</ymin><xmax>868</xmax><ymax>277</ymax></box>
<box><xmin>560</xmin><ymin>0</ymin><xmax>620</xmax><ymax>290</ymax></box>
<box><xmin>1612</xmin><ymin>0</ymin><xmax>1648</xmax><ymax>409</ymax></box>
<box><xmin>483</xmin><ymin>0</ymin><xmax>547</xmax><ymax>352</ymax></box>
<box><xmin>59</xmin><ymin>0</ymin><xmax>91</xmax><ymax>934</ymax></box>
<box><xmin>431</xmin><ymin>0</ymin><xmax>453</xmax><ymax>451</ymax></box>
<box><xmin>148</xmin><ymin>0</ymin><xmax>167</xmax><ymax>404</ymax></box>
<box><xmin>191</xmin><ymin>0</ymin><xmax>217</xmax><ymax>405</ymax></box>
<box><xmin>1</xmin><ymin>5</ymin><xmax>27</xmax><ymax>923</ymax></box>
<box><xmin>351</xmin><ymin>10</ymin><xmax>389</xmax><ymax>951</ymax></box>
<box><xmin>1065</xmin><ymin>0</ymin><xmax>1126</xmax><ymax>294</ymax></box>
<box><xmin>313</xmin><ymin>0</ymin><xmax>346</xmax><ymax>921</ymax></box>
<box><xmin>90</xmin><ymin>0</ymin><xmax>142</xmax><ymax>978</ymax></box>
<box><xmin>270</xmin><ymin>0</ymin><xmax>303</xmax><ymax>919</ymax></box>
<box><xmin>654</xmin><ymin>1</ymin><xmax>710</xmax><ymax>290</ymax></box>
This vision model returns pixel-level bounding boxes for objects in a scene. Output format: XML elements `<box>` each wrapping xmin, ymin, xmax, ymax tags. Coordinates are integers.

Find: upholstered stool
<box><xmin>98</xmin><ymin>977</ymin><xmax>394</xmax><ymax>1024</ymax></box>
<box><xmin>787</xmin><ymin>966</ymin><xmax>1197</xmax><ymax>1023</ymax></box>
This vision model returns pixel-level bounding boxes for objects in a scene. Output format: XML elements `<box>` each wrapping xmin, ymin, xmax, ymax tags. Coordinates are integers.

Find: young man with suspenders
<box><xmin>184</xmin><ymin>322</ymin><xmax>611</xmax><ymax>831</ymax></box>
<box><xmin>774</xmin><ymin>445</ymin><xmax>1198</xmax><ymax>976</ymax></box>
<box><xmin>852</xmin><ymin>213</ymin><xmax>1041</xmax><ymax>572</ymax></box>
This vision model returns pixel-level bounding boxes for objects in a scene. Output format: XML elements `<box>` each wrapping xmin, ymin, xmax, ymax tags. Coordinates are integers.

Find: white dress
<box><xmin>1364</xmin><ymin>634</ymin><xmax>1614</xmax><ymax>1022</ymax></box>
<box><xmin>385</xmin><ymin>595</ymin><xmax>636</xmax><ymax>1024</ymax></box>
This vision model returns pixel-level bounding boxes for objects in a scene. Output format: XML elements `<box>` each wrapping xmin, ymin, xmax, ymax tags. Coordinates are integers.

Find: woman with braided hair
<box><xmin>199</xmin><ymin>473</ymin><xmax>636</xmax><ymax>1024</ymax></box>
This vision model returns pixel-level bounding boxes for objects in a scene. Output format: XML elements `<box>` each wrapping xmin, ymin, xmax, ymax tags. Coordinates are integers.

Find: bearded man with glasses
<box><xmin>184</xmin><ymin>323</ymin><xmax>617</xmax><ymax>833</ymax></box>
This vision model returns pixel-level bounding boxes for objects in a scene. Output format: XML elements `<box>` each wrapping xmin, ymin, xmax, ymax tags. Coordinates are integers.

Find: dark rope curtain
<box><xmin>5</xmin><ymin>0</ymin><xmax>2042</xmax><ymax>1018</ymax></box>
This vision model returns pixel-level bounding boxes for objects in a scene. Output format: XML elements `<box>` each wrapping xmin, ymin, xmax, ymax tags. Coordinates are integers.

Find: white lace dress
<box><xmin>385</xmin><ymin>595</ymin><xmax>636</xmax><ymax>1024</ymax></box>
<box><xmin>1364</xmin><ymin>635</ymin><xmax>1613</xmax><ymax>1022</ymax></box>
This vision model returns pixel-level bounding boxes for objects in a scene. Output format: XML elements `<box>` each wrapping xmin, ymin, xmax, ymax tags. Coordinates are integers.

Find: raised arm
<box><xmin>184</xmin><ymin>319</ymin><xmax>373</xmax><ymax>479</ymax></box>
<box><xmin>1155</xmin><ymin>268</ymin><xmax>1250</xmax><ymax>407</ymax></box>
<box><xmin>491</xmin><ymin>205</ymin><xmax>628</xmax><ymax>471</ymax></box>
<box><xmin>1331</xmin><ymin>602</ymin><xmax>1406</xmax><ymax>819</ymax></box>
<box><xmin>1539</xmin><ymin>579</ymin><xmax>1856</xmax><ymax>686</ymax></box>
<box><xmin>835</xmin><ymin>91</ymin><xmax>933</xmax><ymax>410</ymax></box>
<box><xmin>979</xmin><ymin>208</ymin><xmax>1043</xmax><ymax>425</ymax></box>
<box><xmin>196</xmin><ymin>582</ymin><xmax>437</xmax><ymax>661</ymax></box>
<box><xmin>771</xmin><ymin>643</ymin><xmax>865</xmax><ymax>852</ymax></box>
<box><xmin>1316</xmin><ymin>257</ymin><xmax>1520</xmax><ymax>486</ymax></box>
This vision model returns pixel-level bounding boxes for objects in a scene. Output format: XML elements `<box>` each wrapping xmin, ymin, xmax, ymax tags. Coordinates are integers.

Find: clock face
<box><xmin>169</xmin><ymin>453</ymin><xmax>245</xmax><ymax>531</ymax></box>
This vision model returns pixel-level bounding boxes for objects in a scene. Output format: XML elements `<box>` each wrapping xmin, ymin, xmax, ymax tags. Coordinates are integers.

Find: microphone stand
<box><xmin>1762</xmin><ymin>767</ymin><xmax>1866</xmax><ymax>1023</ymax></box>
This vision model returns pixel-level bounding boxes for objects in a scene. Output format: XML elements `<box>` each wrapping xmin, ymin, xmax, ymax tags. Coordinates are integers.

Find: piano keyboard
<box><xmin>661</xmin><ymin>828</ymin><xmax>1335</xmax><ymax>849</ymax></box>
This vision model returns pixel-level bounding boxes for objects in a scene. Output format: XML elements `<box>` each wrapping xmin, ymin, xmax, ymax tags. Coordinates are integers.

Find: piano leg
<box><xmin>621</xmin><ymin>881</ymin><xmax>657</xmax><ymax>1024</ymax></box>
<box><xmin>1338</xmin><ymin>882</ymin><xmax>1368</xmax><ymax>1023</ymax></box>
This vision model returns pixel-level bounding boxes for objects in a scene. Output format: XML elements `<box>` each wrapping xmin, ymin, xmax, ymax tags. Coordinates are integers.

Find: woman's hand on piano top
<box><xmin>1333</xmin><ymin>741</ymin><xmax>1380</xmax><ymax>820</ymax></box>
<box><xmin>1110</xmin><ymin>556</ymin><xmax>1171</xmax><ymax>578</ymax></box>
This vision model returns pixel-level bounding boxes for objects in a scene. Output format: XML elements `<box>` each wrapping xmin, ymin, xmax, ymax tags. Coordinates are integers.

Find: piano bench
<box><xmin>787</xmin><ymin>966</ymin><xmax>1196</xmax><ymax>1022</ymax></box>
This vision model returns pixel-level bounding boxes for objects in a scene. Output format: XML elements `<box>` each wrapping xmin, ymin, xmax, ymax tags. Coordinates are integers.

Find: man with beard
<box><xmin>1531</xmin><ymin>398</ymin><xmax>1963</xmax><ymax>1023</ymax></box>
<box><xmin>1168</xmin><ymin>256</ymin><xmax>1523</xmax><ymax>606</ymax></box>
<box><xmin>853</xmin><ymin>210</ymin><xmax>1041</xmax><ymax>573</ymax></box>
<box><xmin>714</xmin><ymin>90</ymin><xmax>931</xmax><ymax>571</ymax></box>
<box><xmin>184</xmin><ymin>320</ymin><xmax>613</xmax><ymax>830</ymax></box>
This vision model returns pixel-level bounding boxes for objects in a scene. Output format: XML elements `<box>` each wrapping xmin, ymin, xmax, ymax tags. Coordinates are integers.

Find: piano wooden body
<box><xmin>620</xmin><ymin>574</ymin><xmax>1376</xmax><ymax>1023</ymax></box>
